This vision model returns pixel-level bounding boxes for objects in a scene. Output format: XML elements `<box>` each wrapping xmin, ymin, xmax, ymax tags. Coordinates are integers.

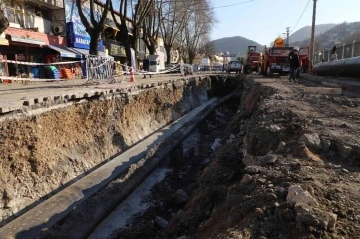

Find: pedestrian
<box><xmin>330</xmin><ymin>46</ymin><xmax>338</xmax><ymax>62</ymax></box>
<box><xmin>288</xmin><ymin>46</ymin><xmax>301</xmax><ymax>83</ymax></box>
<box><xmin>142</xmin><ymin>56</ymin><xmax>151</xmax><ymax>79</ymax></box>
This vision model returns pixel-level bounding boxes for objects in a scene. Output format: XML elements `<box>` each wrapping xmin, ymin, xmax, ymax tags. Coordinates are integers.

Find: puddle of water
<box><xmin>88</xmin><ymin>167</ymin><xmax>172</xmax><ymax>239</ymax></box>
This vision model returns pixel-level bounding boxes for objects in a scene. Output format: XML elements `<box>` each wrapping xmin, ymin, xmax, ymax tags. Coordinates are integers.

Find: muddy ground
<box><xmin>106</xmin><ymin>76</ymin><xmax>360</xmax><ymax>239</ymax></box>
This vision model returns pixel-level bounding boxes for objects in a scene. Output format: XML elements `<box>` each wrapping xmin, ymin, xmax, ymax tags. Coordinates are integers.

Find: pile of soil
<box><xmin>171</xmin><ymin>77</ymin><xmax>360</xmax><ymax>239</ymax></box>
<box><xmin>108</xmin><ymin>76</ymin><xmax>360</xmax><ymax>239</ymax></box>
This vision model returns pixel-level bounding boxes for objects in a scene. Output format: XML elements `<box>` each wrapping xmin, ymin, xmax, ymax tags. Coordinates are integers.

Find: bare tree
<box><xmin>141</xmin><ymin>0</ymin><xmax>162</xmax><ymax>55</ymax></box>
<box><xmin>111</xmin><ymin>0</ymin><xmax>154</xmax><ymax>63</ymax></box>
<box><xmin>160</xmin><ymin>0</ymin><xmax>194</xmax><ymax>64</ymax></box>
<box><xmin>0</xmin><ymin>9</ymin><xmax>9</xmax><ymax>35</ymax></box>
<box><xmin>75</xmin><ymin>0</ymin><xmax>111</xmax><ymax>55</ymax></box>
<box><xmin>182</xmin><ymin>0</ymin><xmax>215</xmax><ymax>64</ymax></box>
<box><xmin>197</xmin><ymin>37</ymin><xmax>216</xmax><ymax>57</ymax></box>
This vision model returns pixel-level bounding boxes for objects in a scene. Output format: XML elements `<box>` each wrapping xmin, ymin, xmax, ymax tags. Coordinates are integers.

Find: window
<box><xmin>25</xmin><ymin>2</ymin><xmax>51</xmax><ymax>20</ymax></box>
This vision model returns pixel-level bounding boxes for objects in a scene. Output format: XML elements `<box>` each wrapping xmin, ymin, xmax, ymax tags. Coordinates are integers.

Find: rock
<box><xmin>298</xmin><ymin>133</ymin><xmax>323</xmax><ymax>150</ymax></box>
<box><xmin>175</xmin><ymin>189</ymin><xmax>189</xmax><ymax>204</ymax></box>
<box><xmin>324</xmin><ymin>162</ymin><xmax>333</xmax><ymax>169</ymax></box>
<box><xmin>269</xmin><ymin>124</ymin><xmax>281</xmax><ymax>133</ymax></box>
<box><xmin>243</xmin><ymin>166</ymin><xmax>264</xmax><ymax>174</ymax></box>
<box><xmin>230</xmin><ymin>134</ymin><xmax>236</xmax><ymax>139</ymax></box>
<box><xmin>241</xmin><ymin>174</ymin><xmax>252</xmax><ymax>184</ymax></box>
<box><xmin>341</xmin><ymin>168</ymin><xmax>349</xmax><ymax>173</ymax></box>
<box><xmin>154</xmin><ymin>216</ymin><xmax>168</xmax><ymax>229</ymax></box>
<box><xmin>336</xmin><ymin>143</ymin><xmax>352</xmax><ymax>159</ymax></box>
<box><xmin>320</xmin><ymin>137</ymin><xmax>331</xmax><ymax>152</ymax></box>
<box><xmin>266</xmin><ymin>193</ymin><xmax>277</xmax><ymax>201</ymax></box>
<box><xmin>277</xmin><ymin>141</ymin><xmax>286</xmax><ymax>152</ymax></box>
<box><xmin>295</xmin><ymin>203</ymin><xmax>337</xmax><ymax>231</ymax></box>
<box><xmin>211</xmin><ymin>138</ymin><xmax>221</xmax><ymax>151</ymax></box>
<box><xmin>286</xmin><ymin>185</ymin><xmax>319</xmax><ymax>207</ymax></box>
<box><xmin>258</xmin><ymin>153</ymin><xmax>279</xmax><ymax>165</ymax></box>
<box><xmin>274</xmin><ymin>94</ymin><xmax>285</xmax><ymax>100</ymax></box>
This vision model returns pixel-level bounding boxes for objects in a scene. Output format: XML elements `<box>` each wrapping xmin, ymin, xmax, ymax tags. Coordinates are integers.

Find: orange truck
<box><xmin>261</xmin><ymin>37</ymin><xmax>309</xmax><ymax>77</ymax></box>
<box><xmin>243</xmin><ymin>46</ymin><xmax>262</xmax><ymax>74</ymax></box>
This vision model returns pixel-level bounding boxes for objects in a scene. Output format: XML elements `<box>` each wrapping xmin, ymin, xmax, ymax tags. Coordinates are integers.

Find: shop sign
<box><xmin>0</xmin><ymin>38</ymin><xmax>9</xmax><ymax>46</ymax></box>
<box><xmin>11</xmin><ymin>37</ymin><xmax>45</xmax><ymax>45</ymax></box>
<box><xmin>107</xmin><ymin>44</ymin><xmax>126</xmax><ymax>57</ymax></box>
<box><xmin>66</xmin><ymin>22</ymin><xmax>104</xmax><ymax>51</ymax></box>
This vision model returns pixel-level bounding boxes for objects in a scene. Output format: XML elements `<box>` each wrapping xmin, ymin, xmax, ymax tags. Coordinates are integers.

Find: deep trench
<box><xmin>34</xmin><ymin>77</ymin><xmax>242</xmax><ymax>239</ymax></box>
<box><xmin>0</xmin><ymin>75</ymin><xmax>243</xmax><ymax>239</ymax></box>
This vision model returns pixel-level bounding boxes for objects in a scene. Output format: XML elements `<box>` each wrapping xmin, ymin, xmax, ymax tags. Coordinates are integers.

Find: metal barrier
<box><xmin>314</xmin><ymin>40</ymin><xmax>360</xmax><ymax>63</ymax></box>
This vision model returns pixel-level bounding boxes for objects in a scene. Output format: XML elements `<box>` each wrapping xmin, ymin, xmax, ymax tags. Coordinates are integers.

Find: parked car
<box><xmin>227</xmin><ymin>61</ymin><xmax>241</xmax><ymax>73</ymax></box>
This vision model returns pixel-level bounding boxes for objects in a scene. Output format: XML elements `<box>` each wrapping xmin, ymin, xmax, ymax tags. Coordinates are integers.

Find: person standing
<box><xmin>330</xmin><ymin>46</ymin><xmax>338</xmax><ymax>62</ymax></box>
<box><xmin>288</xmin><ymin>46</ymin><xmax>301</xmax><ymax>83</ymax></box>
<box><xmin>142</xmin><ymin>57</ymin><xmax>151</xmax><ymax>79</ymax></box>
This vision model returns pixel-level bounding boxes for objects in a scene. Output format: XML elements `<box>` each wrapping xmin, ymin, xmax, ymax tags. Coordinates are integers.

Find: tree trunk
<box><xmin>143</xmin><ymin>38</ymin><xmax>157</xmax><ymax>55</ymax></box>
<box><xmin>164</xmin><ymin>44</ymin><xmax>172</xmax><ymax>64</ymax></box>
<box><xmin>188</xmin><ymin>52</ymin><xmax>195</xmax><ymax>64</ymax></box>
<box><xmin>88</xmin><ymin>30</ymin><xmax>100</xmax><ymax>56</ymax></box>
<box><xmin>0</xmin><ymin>10</ymin><xmax>9</xmax><ymax>35</ymax></box>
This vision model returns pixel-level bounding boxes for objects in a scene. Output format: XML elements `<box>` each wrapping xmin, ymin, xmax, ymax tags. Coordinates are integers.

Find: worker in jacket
<box><xmin>288</xmin><ymin>46</ymin><xmax>301</xmax><ymax>83</ymax></box>
<box><xmin>142</xmin><ymin>57</ymin><xmax>151</xmax><ymax>79</ymax></box>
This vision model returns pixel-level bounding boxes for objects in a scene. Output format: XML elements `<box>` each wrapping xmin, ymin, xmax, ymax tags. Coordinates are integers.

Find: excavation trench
<box><xmin>0</xmin><ymin>75</ymin><xmax>242</xmax><ymax>239</ymax></box>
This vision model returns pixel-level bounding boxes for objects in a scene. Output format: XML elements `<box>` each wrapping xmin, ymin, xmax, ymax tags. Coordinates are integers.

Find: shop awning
<box><xmin>71</xmin><ymin>48</ymin><xmax>113</xmax><ymax>59</ymax></box>
<box><xmin>46</xmin><ymin>45</ymin><xmax>82</xmax><ymax>58</ymax></box>
<box><xmin>8</xmin><ymin>35</ymin><xmax>45</xmax><ymax>45</ymax></box>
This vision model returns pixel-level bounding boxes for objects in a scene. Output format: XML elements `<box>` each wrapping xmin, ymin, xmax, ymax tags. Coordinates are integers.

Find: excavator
<box><xmin>243</xmin><ymin>46</ymin><xmax>262</xmax><ymax>74</ymax></box>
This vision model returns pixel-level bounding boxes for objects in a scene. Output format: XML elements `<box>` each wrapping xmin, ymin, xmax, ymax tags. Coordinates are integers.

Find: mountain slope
<box><xmin>211</xmin><ymin>36</ymin><xmax>264</xmax><ymax>57</ymax></box>
<box><xmin>293</xmin><ymin>21</ymin><xmax>360</xmax><ymax>49</ymax></box>
<box><xmin>289</xmin><ymin>24</ymin><xmax>338</xmax><ymax>43</ymax></box>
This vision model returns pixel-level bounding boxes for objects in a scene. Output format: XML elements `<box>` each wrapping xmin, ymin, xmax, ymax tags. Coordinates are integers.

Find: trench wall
<box><xmin>0</xmin><ymin>77</ymin><xmax>216</xmax><ymax>224</ymax></box>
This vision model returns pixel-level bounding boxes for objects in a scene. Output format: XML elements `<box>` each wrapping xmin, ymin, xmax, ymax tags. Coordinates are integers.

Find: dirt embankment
<box><xmin>0</xmin><ymin>77</ymin><xmax>211</xmax><ymax>225</ymax></box>
<box><xmin>166</xmin><ymin>78</ymin><xmax>360</xmax><ymax>239</ymax></box>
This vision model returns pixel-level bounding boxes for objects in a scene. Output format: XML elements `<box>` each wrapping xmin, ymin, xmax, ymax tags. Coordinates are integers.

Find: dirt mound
<box><xmin>168</xmin><ymin>78</ymin><xmax>360</xmax><ymax>238</ymax></box>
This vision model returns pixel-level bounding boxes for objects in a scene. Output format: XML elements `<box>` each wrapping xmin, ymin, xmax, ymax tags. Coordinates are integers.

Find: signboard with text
<box><xmin>66</xmin><ymin>22</ymin><xmax>103</xmax><ymax>51</ymax></box>
<box><xmin>64</xmin><ymin>0</ymin><xmax>104</xmax><ymax>51</ymax></box>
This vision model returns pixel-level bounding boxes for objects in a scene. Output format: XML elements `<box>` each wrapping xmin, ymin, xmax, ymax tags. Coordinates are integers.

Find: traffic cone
<box><xmin>130</xmin><ymin>68</ymin><xmax>135</xmax><ymax>82</ymax></box>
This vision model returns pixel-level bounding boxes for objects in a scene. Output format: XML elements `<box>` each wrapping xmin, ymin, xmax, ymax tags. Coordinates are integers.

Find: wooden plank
<box><xmin>321</xmin><ymin>82</ymin><xmax>340</xmax><ymax>88</ymax></box>
<box><xmin>303</xmin><ymin>87</ymin><xmax>342</xmax><ymax>95</ymax></box>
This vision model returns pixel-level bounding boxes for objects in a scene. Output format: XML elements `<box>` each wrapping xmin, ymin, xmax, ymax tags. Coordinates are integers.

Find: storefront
<box><xmin>1</xmin><ymin>27</ymin><xmax>77</xmax><ymax>79</ymax></box>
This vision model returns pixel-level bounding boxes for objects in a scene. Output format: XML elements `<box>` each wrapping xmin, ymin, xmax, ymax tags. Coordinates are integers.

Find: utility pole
<box><xmin>309</xmin><ymin>0</ymin><xmax>317</xmax><ymax>73</ymax></box>
<box><xmin>286</xmin><ymin>27</ymin><xmax>290</xmax><ymax>46</ymax></box>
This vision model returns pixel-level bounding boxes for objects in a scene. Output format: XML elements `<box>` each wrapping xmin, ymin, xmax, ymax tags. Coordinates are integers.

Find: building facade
<box><xmin>0</xmin><ymin>0</ymin><xmax>165</xmax><ymax>79</ymax></box>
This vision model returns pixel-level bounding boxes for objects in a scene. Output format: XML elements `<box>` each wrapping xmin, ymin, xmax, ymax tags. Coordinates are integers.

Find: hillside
<box><xmin>293</xmin><ymin>21</ymin><xmax>360</xmax><ymax>50</ymax></box>
<box><xmin>211</xmin><ymin>36</ymin><xmax>264</xmax><ymax>57</ymax></box>
<box><xmin>289</xmin><ymin>24</ymin><xmax>338</xmax><ymax>43</ymax></box>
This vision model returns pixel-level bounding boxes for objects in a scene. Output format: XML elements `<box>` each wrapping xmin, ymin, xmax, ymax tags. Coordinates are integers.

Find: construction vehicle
<box><xmin>261</xmin><ymin>37</ymin><xmax>310</xmax><ymax>77</ymax></box>
<box><xmin>261</xmin><ymin>37</ymin><xmax>294</xmax><ymax>77</ymax></box>
<box><xmin>243</xmin><ymin>46</ymin><xmax>262</xmax><ymax>74</ymax></box>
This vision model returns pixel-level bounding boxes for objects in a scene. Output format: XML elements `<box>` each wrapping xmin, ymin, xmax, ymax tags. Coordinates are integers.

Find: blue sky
<box><xmin>211</xmin><ymin>0</ymin><xmax>360</xmax><ymax>45</ymax></box>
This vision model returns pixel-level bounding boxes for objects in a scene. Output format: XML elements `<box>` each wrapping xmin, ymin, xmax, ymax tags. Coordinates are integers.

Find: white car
<box><xmin>227</xmin><ymin>61</ymin><xmax>241</xmax><ymax>73</ymax></box>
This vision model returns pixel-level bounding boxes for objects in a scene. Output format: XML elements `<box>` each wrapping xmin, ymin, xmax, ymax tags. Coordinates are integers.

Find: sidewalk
<box><xmin>0</xmin><ymin>73</ymin><xmax>192</xmax><ymax>114</ymax></box>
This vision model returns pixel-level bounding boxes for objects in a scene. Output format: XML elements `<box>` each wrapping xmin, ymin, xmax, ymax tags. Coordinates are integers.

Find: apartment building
<box><xmin>0</xmin><ymin>0</ymin><xmax>159</xmax><ymax>78</ymax></box>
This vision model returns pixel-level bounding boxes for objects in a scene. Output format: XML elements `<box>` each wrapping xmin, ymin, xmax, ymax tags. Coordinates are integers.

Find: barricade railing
<box><xmin>313</xmin><ymin>40</ymin><xmax>360</xmax><ymax>64</ymax></box>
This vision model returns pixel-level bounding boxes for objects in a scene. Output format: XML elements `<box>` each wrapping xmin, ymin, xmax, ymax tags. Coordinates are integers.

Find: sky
<box><xmin>211</xmin><ymin>0</ymin><xmax>360</xmax><ymax>45</ymax></box>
